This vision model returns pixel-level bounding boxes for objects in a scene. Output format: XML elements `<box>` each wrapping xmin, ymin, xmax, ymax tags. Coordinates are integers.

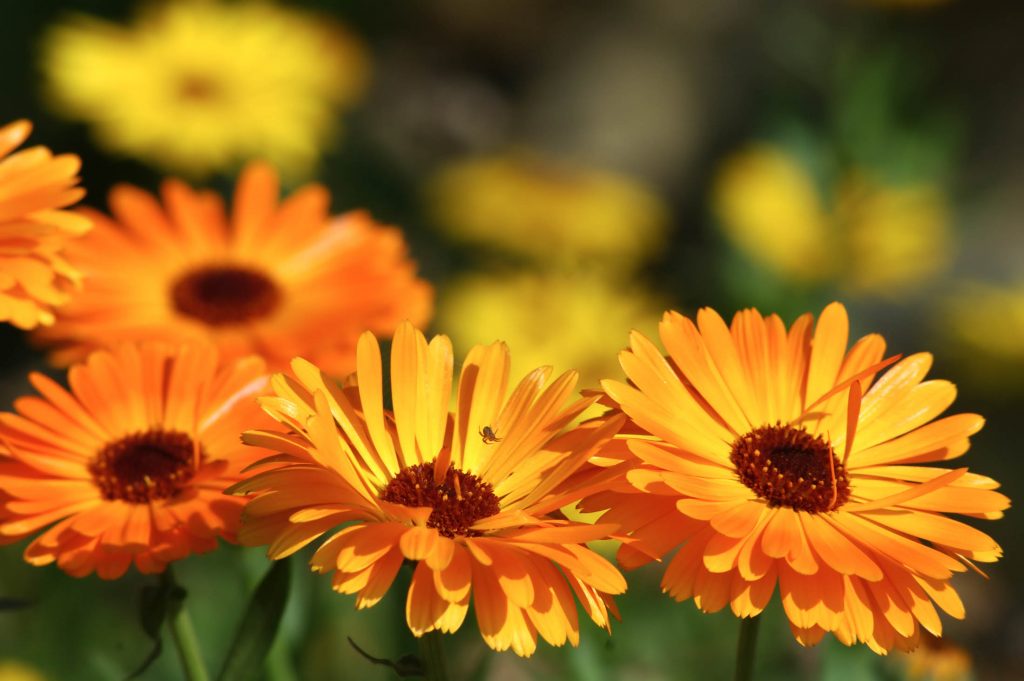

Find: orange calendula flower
<box><xmin>37</xmin><ymin>162</ymin><xmax>432</xmax><ymax>373</ymax></box>
<box><xmin>232</xmin><ymin>322</ymin><xmax>626</xmax><ymax>656</ymax></box>
<box><xmin>0</xmin><ymin>119</ymin><xmax>90</xmax><ymax>329</ymax></box>
<box><xmin>583</xmin><ymin>302</ymin><xmax>1007</xmax><ymax>653</ymax></box>
<box><xmin>0</xmin><ymin>342</ymin><xmax>270</xmax><ymax>579</ymax></box>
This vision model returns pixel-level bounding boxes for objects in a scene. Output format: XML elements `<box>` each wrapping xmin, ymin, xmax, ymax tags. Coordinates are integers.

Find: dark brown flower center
<box><xmin>730</xmin><ymin>423</ymin><xmax>850</xmax><ymax>513</ymax></box>
<box><xmin>171</xmin><ymin>264</ymin><xmax>281</xmax><ymax>326</ymax></box>
<box><xmin>380</xmin><ymin>461</ymin><xmax>501</xmax><ymax>538</ymax></box>
<box><xmin>178</xmin><ymin>74</ymin><xmax>222</xmax><ymax>102</ymax></box>
<box><xmin>89</xmin><ymin>430</ymin><xmax>201</xmax><ymax>504</ymax></box>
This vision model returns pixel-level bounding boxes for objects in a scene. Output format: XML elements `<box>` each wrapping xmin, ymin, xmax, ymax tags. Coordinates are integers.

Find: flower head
<box><xmin>712</xmin><ymin>144</ymin><xmax>952</xmax><ymax>295</ymax></box>
<box><xmin>42</xmin><ymin>0</ymin><xmax>369</xmax><ymax>177</ymax></box>
<box><xmin>0</xmin><ymin>119</ymin><xmax>90</xmax><ymax>329</ymax></box>
<box><xmin>232</xmin><ymin>322</ymin><xmax>626</xmax><ymax>656</ymax></box>
<box><xmin>37</xmin><ymin>162</ymin><xmax>432</xmax><ymax>374</ymax></box>
<box><xmin>0</xmin><ymin>342</ymin><xmax>270</xmax><ymax>579</ymax></box>
<box><xmin>584</xmin><ymin>302</ymin><xmax>1007</xmax><ymax>653</ymax></box>
<box><xmin>941</xmin><ymin>280</ymin><xmax>1024</xmax><ymax>393</ymax></box>
<box><xmin>426</xmin><ymin>150</ymin><xmax>667</xmax><ymax>271</ymax></box>
<box><xmin>437</xmin><ymin>271</ymin><xmax>664</xmax><ymax>391</ymax></box>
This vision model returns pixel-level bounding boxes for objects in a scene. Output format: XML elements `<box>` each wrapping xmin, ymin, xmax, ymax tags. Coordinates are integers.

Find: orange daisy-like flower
<box><xmin>37</xmin><ymin>162</ymin><xmax>432</xmax><ymax>373</ymax></box>
<box><xmin>583</xmin><ymin>302</ymin><xmax>1008</xmax><ymax>653</ymax></box>
<box><xmin>0</xmin><ymin>119</ymin><xmax>90</xmax><ymax>329</ymax></box>
<box><xmin>232</xmin><ymin>322</ymin><xmax>626</xmax><ymax>656</ymax></box>
<box><xmin>0</xmin><ymin>342</ymin><xmax>270</xmax><ymax>578</ymax></box>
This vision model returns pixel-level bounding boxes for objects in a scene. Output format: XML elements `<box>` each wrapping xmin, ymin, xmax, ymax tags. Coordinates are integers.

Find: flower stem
<box><xmin>734</xmin><ymin>615</ymin><xmax>761</xmax><ymax>681</ymax></box>
<box><xmin>265</xmin><ymin>638</ymin><xmax>299</xmax><ymax>681</ymax></box>
<box><xmin>168</xmin><ymin>577</ymin><xmax>211</xmax><ymax>681</ymax></box>
<box><xmin>418</xmin><ymin>631</ymin><xmax>450</xmax><ymax>681</ymax></box>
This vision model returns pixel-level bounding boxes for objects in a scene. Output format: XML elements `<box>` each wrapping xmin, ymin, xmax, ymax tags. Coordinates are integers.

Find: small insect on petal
<box><xmin>478</xmin><ymin>426</ymin><xmax>502</xmax><ymax>444</ymax></box>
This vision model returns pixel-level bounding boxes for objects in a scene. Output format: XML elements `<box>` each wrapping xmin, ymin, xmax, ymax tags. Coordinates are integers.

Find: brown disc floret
<box><xmin>171</xmin><ymin>264</ymin><xmax>281</xmax><ymax>325</ymax></box>
<box><xmin>730</xmin><ymin>423</ymin><xmax>850</xmax><ymax>513</ymax></box>
<box><xmin>380</xmin><ymin>461</ymin><xmax>501</xmax><ymax>538</ymax></box>
<box><xmin>89</xmin><ymin>429</ymin><xmax>201</xmax><ymax>503</ymax></box>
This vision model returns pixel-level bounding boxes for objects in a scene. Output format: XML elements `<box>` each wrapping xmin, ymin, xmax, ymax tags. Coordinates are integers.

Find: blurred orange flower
<box><xmin>0</xmin><ymin>343</ymin><xmax>270</xmax><ymax>579</ymax></box>
<box><xmin>232</xmin><ymin>322</ymin><xmax>626</xmax><ymax>656</ymax></box>
<box><xmin>583</xmin><ymin>303</ymin><xmax>1007</xmax><ymax>653</ymax></box>
<box><xmin>38</xmin><ymin>162</ymin><xmax>432</xmax><ymax>374</ymax></box>
<box><xmin>0</xmin><ymin>119</ymin><xmax>90</xmax><ymax>330</ymax></box>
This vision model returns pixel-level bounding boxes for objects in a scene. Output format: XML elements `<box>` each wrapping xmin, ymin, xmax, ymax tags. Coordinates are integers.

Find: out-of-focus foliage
<box><xmin>860</xmin><ymin>0</ymin><xmax>952</xmax><ymax>7</ymax></box>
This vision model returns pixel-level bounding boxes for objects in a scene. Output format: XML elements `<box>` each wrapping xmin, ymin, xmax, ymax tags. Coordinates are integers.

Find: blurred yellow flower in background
<box><xmin>437</xmin><ymin>271</ymin><xmax>664</xmax><ymax>392</ymax></box>
<box><xmin>0</xmin><ymin>119</ymin><xmax>89</xmax><ymax>330</ymax></box>
<box><xmin>839</xmin><ymin>177</ymin><xmax>952</xmax><ymax>293</ymax></box>
<box><xmin>899</xmin><ymin>632</ymin><xmax>972</xmax><ymax>681</ymax></box>
<box><xmin>0</xmin><ymin>659</ymin><xmax>46</xmax><ymax>679</ymax></box>
<box><xmin>712</xmin><ymin>144</ymin><xmax>953</xmax><ymax>296</ymax></box>
<box><xmin>41</xmin><ymin>0</ymin><xmax>369</xmax><ymax>178</ymax></box>
<box><xmin>711</xmin><ymin>145</ymin><xmax>832</xmax><ymax>282</ymax></box>
<box><xmin>944</xmin><ymin>281</ymin><xmax>1024</xmax><ymax>361</ymax></box>
<box><xmin>0</xmin><ymin>661</ymin><xmax>46</xmax><ymax>681</ymax></box>
<box><xmin>426</xmin><ymin>150</ymin><xmax>668</xmax><ymax>271</ymax></box>
<box><xmin>941</xmin><ymin>281</ymin><xmax>1024</xmax><ymax>392</ymax></box>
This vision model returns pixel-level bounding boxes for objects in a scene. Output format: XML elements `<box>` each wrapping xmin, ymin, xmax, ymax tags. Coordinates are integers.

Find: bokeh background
<box><xmin>1</xmin><ymin>0</ymin><xmax>1022</xmax><ymax>679</ymax></box>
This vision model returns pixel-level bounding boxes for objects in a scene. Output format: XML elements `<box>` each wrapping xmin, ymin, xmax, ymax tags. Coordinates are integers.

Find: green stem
<box><xmin>734</xmin><ymin>615</ymin><xmax>761</xmax><ymax>681</ymax></box>
<box><xmin>418</xmin><ymin>631</ymin><xmax>450</xmax><ymax>681</ymax></box>
<box><xmin>264</xmin><ymin>638</ymin><xmax>299</xmax><ymax>681</ymax></box>
<box><xmin>167</xmin><ymin>574</ymin><xmax>211</xmax><ymax>681</ymax></box>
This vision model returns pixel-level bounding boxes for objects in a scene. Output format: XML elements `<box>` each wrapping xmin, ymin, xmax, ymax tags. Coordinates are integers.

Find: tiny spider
<box><xmin>478</xmin><ymin>426</ymin><xmax>502</xmax><ymax>444</ymax></box>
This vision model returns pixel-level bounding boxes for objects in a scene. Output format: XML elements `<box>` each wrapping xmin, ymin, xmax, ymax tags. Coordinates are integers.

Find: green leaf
<box><xmin>217</xmin><ymin>558</ymin><xmax>292</xmax><ymax>681</ymax></box>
